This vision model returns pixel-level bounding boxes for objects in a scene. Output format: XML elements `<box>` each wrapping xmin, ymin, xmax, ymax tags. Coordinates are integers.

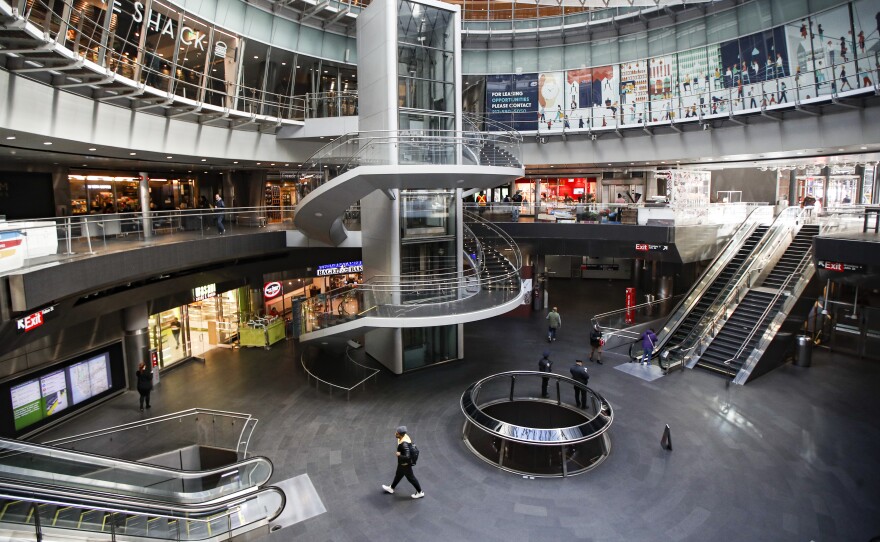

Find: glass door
<box><xmin>149</xmin><ymin>308</ymin><xmax>189</xmax><ymax>368</ymax></box>
<box><xmin>826</xmin><ymin>176</ymin><xmax>858</xmax><ymax>206</ymax></box>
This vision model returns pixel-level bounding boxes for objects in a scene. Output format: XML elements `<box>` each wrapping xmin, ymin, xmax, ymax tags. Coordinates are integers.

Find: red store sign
<box><xmin>263</xmin><ymin>281</ymin><xmax>282</xmax><ymax>299</ymax></box>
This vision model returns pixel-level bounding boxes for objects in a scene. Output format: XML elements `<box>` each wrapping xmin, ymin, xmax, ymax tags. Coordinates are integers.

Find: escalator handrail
<box><xmin>649</xmin><ymin>205</ymin><xmax>770</xmax><ymax>355</ymax></box>
<box><xmin>0</xmin><ymin>480</ymin><xmax>287</xmax><ymax>527</ymax></box>
<box><xmin>0</xmin><ymin>436</ymin><xmax>275</xmax><ymax>501</ymax></box>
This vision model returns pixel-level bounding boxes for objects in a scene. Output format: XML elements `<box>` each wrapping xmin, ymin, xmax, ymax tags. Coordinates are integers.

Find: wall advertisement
<box><xmin>479</xmin><ymin>3</ymin><xmax>867</xmax><ymax>132</ymax></box>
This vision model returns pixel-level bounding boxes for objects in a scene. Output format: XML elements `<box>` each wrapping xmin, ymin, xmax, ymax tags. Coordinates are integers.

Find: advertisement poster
<box><xmin>852</xmin><ymin>0</ymin><xmax>880</xmax><ymax>88</ymax></box>
<box><xmin>810</xmin><ymin>6</ymin><xmax>859</xmax><ymax>96</ymax></box>
<box><xmin>88</xmin><ymin>356</ymin><xmax>110</xmax><ymax>397</ymax></box>
<box><xmin>648</xmin><ymin>55</ymin><xmax>678</xmax><ymax>120</ymax></box>
<box><xmin>566</xmin><ymin>68</ymin><xmax>593</xmax><ymax>130</ymax></box>
<box><xmin>705</xmin><ymin>45</ymin><xmax>730</xmax><ymax>115</ymax></box>
<box><xmin>39</xmin><ymin>370</ymin><xmax>69</xmax><ymax>417</ymax></box>
<box><xmin>486</xmin><ymin>74</ymin><xmax>538</xmax><ymax>131</ymax></box>
<box><xmin>784</xmin><ymin>20</ymin><xmax>818</xmax><ymax>98</ymax></box>
<box><xmin>677</xmin><ymin>48</ymin><xmax>709</xmax><ymax>118</ymax></box>
<box><xmin>11</xmin><ymin>380</ymin><xmax>42</xmax><ymax>431</ymax></box>
<box><xmin>537</xmin><ymin>71</ymin><xmax>566</xmax><ymax>132</ymax></box>
<box><xmin>619</xmin><ymin>60</ymin><xmax>648</xmax><ymax>126</ymax></box>
<box><xmin>591</xmin><ymin>65</ymin><xmax>620</xmax><ymax>128</ymax></box>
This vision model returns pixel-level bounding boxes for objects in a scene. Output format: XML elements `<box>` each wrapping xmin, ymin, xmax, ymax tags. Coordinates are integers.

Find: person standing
<box><xmin>569</xmin><ymin>359</ymin><xmax>590</xmax><ymax>409</ymax></box>
<box><xmin>382</xmin><ymin>426</ymin><xmax>424</xmax><ymax>499</ymax></box>
<box><xmin>589</xmin><ymin>324</ymin><xmax>604</xmax><ymax>364</ymax></box>
<box><xmin>476</xmin><ymin>192</ymin><xmax>487</xmax><ymax>216</ymax></box>
<box><xmin>136</xmin><ymin>362</ymin><xmax>153</xmax><ymax>411</ymax></box>
<box><xmin>169</xmin><ymin>316</ymin><xmax>181</xmax><ymax>348</ymax></box>
<box><xmin>213</xmin><ymin>193</ymin><xmax>226</xmax><ymax>235</ymax></box>
<box><xmin>639</xmin><ymin>328</ymin><xmax>657</xmax><ymax>366</ymax></box>
<box><xmin>511</xmin><ymin>190</ymin><xmax>524</xmax><ymax>222</ymax></box>
<box><xmin>538</xmin><ymin>351</ymin><xmax>553</xmax><ymax>398</ymax></box>
<box><xmin>546</xmin><ymin>307</ymin><xmax>561</xmax><ymax>342</ymax></box>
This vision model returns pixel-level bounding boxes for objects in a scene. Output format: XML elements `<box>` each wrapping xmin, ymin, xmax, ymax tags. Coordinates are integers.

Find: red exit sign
<box><xmin>818</xmin><ymin>261</ymin><xmax>863</xmax><ymax>272</ymax></box>
<box><xmin>16</xmin><ymin>306</ymin><xmax>55</xmax><ymax>333</ymax></box>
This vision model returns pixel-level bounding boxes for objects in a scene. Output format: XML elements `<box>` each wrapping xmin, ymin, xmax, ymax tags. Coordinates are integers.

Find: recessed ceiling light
<box><xmin>549</xmin><ymin>165</ymin><xmax>554</xmax><ymax>168</ymax></box>
<box><xmin>271</xmin><ymin>163</ymin><xmax>275</xmax><ymax>166</ymax></box>
<box><xmin>82</xmin><ymin>164</ymin><xmax>87</xmax><ymax>166</ymax></box>
<box><xmin>233</xmin><ymin>161</ymin><xmax>239</xmax><ymax>164</ymax></box>
<box><xmin>838</xmin><ymin>148</ymin><xmax>844</xmax><ymax>151</ymax></box>
<box><xmin>89</xmin><ymin>148</ymin><xmax>96</xmax><ymax>151</ymax></box>
<box><xmin>315</xmin><ymin>212</ymin><xmax>323</xmax><ymax>217</ymax></box>
<box><xmin>130</xmin><ymin>152</ymin><xmax>136</xmax><ymax>155</ymax></box>
<box><xmin>201</xmin><ymin>158</ymin><xmax>207</xmax><ymax>162</ymax></box>
<box><xmin>285</xmin><ymin>163</ymin><xmax>289</xmax><ymax>166</ymax></box>
<box><xmin>5</xmin><ymin>136</ymin><xmax>15</xmax><ymax>140</ymax></box>
<box><xmin>253</xmin><ymin>55</ymin><xmax>259</xmax><ymax>59</ymax></box>
<box><xmin>861</xmin><ymin>146</ymin><xmax>868</xmax><ymax>150</ymax></box>
<box><xmin>43</xmin><ymin>141</ymin><xmax>52</xmax><ymax>145</ymax></box>
<box><xmin>167</xmin><ymin>156</ymin><xmax>173</xmax><ymax>159</ymax></box>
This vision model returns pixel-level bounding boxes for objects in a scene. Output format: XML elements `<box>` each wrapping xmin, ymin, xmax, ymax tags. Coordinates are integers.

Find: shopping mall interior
<box><xmin>0</xmin><ymin>0</ymin><xmax>879</xmax><ymax>540</ymax></box>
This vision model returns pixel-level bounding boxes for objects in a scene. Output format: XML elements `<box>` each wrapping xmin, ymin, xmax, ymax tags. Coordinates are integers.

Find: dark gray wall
<box><xmin>711</xmin><ymin>168</ymin><xmax>777</xmax><ymax>204</ymax></box>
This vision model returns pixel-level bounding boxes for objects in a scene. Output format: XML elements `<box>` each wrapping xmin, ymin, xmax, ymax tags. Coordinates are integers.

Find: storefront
<box><xmin>264</xmin><ymin>265</ymin><xmax>364</xmax><ymax>319</ymax></box>
<box><xmin>264</xmin><ymin>176</ymin><xmax>299</xmax><ymax>223</ymax></box>
<box><xmin>514</xmin><ymin>177</ymin><xmax>598</xmax><ymax>206</ymax></box>
<box><xmin>149</xmin><ymin>284</ymin><xmax>249</xmax><ymax>369</ymax></box>
<box><xmin>69</xmin><ymin>173</ymin><xmax>199</xmax><ymax>214</ymax></box>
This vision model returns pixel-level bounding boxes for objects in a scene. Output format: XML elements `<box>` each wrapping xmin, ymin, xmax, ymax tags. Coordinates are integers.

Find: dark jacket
<box><xmin>538</xmin><ymin>356</ymin><xmax>552</xmax><ymax>372</ymax></box>
<box><xmin>569</xmin><ymin>364</ymin><xmax>589</xmax><ymax>385</ymax></box>
<box><xmin>397</xmin><ymin>435</ymin><xmax>414</xmax><ymax>466</ymax></box>
<box><xmin>136</xmin><ymin>369</ymin><xmax>153</xmax><ymax>392</ymax></box>
<box><xmin>590</xmin><ymin>329</ymin><xmax>603</xmax><ymax>347</ymax></box>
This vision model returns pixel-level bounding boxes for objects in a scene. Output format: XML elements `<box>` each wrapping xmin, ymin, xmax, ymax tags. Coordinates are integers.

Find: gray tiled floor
<box><xmin>38</xmin><ymin>279</ymin><xmax>880</xmax><ymax>541</ymax></box>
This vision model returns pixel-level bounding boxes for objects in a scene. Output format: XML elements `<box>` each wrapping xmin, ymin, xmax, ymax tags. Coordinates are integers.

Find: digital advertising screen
<box><xmin>1</xmin><ymin>343</ymin><xmax>124</xmax><ymax>437</ymax></box>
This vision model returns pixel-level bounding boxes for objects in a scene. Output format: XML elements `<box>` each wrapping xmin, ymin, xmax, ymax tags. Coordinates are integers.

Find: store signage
<box><xmin>118</xmin><ymin>0</ymin><xmax>224</xmax><ymax>55</ymax></box>
<box><xmin>583</xmin><ymin>264</ymin><xmax>620</xmax><ymax>271</ymax></box>
<box><xmin>316</xmin><ymin>261</ymin><xmax>364</xmax><ymax>276</ymax></box>
<box><xmin>818</xmin><ymin>261</ymin><xmax>864</xmax><ymax>273</ymax></box>
<box><xmin>16</xmin><ymin>306</ymin><xmax>55</xmax><ymax>334</ymax></box>
<box><xmin>192</xmin><ymin>284</ymin><xmax>216</xmax><ymax>302</ymax></box>
<box><xmin>263</xmin><ymin>281</ymin><xmax>282</xmax><ymax>299</ymax></box>
<box><xmin>636</xmin><ymin>244</ymin><xmax>669</xmax><ymax>252</ymax></box>
<box><xmin>87</xmin><ymin>184</ymin><xmax>112</xmax><ymax>189</ymax></box>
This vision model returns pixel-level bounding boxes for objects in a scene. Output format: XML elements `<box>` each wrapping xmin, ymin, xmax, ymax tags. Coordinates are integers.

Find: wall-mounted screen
<box><xmin>2</xmin><ymin>343</ymin><xmax>125</xmax><ymax>437</ymax></box>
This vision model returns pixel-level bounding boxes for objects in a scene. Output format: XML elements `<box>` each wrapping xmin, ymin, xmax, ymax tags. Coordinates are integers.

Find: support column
<box><xmin>139</xmin><ymin>173</ymin><xmax>153</xmax><ymax>239</ymax></box>
<box><xmin>788</xmin><ymin>170</ymin><xmax>797</xmax><ymax>206</ymax></box>
<box><xmin>122</xmin><ymin>304</ymin><xmax>150</xmax><ymax>390</ymax></box>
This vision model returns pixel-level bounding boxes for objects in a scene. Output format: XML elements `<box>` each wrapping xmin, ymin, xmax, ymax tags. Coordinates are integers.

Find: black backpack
<box><xmin>538</xmin><ymin>358</ymin><xmax>551</xmax><ymax>372</ymax></box>
<box><xmin>408</xmin><ymin>442</ymin><xmax>420</xmax><ymax>465</ymax></box>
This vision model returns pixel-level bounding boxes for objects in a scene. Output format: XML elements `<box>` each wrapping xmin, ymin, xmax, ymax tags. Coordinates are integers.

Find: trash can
<box><xmin>794</xmin><ymin>335</ymin><xmax>812</xmax><ymax>367</ymax></box>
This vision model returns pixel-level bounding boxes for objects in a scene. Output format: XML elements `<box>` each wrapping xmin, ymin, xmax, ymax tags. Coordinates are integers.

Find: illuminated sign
<box><xmin>192</xmin><ymin>284</ymin><xmax>216</xmax><ymax>302</ymax></box>
<box><xmin>636</xmin><ymin>244</ymin><xmax>669</xmax><ymax>252</ymax></box>
<box><xmin>316</xmin><ymin>261</ymin><xmax>364</xmax><ymax>276</ymax></box>
<box><xmin>818</xmin><ymin>261</ymin><xmax>864</xmax><ymax>272</ymax></box>
<box><xmin>263</xmin><ymin>282</ymin><xmax>282</xmax><ymax>299</ymax></box>
<box><xmin>16</xmin><ymin>306</ymin><xmax>55</xmax><ymax>334</ymax></box>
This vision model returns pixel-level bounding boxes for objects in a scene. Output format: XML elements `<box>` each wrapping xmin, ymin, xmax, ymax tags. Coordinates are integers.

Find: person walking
<box><xmin>476</xmin><ymin>192</ymin><xmax>487</xmax><ymax>216</ymax></box>
<box><xmin>569</xmin><ymin>359</ymin><xmax>590</xmax><ymax>408</ymax></box>
<box><xmin>639</xmin><ymin>328</ymin><xmax>657</xmax><ymax>366</ymax></box>
<box><xmin>382</xmin><ymin>426</ymin><xmax>424</xmax><ymax>499</ymax></box>
<box><xmin>546</xmin><ymin>307</ymin><xmax>561</xmax><ymax>342</ymax></box>
<box><xmin>169</xmin><ymin>316</ymin><xmax>181</xmax><ymax>348</ymax></box>
<box><xmin>589</xmin><ymin>324</ymin><xmax>604</xmax><ymax>364</ymax></box>
<box><xmin>538</xmin><ymin>351</ymin><xmax>553</xmax><ymax>398</ymax></box>
<box><xmin>136</xmin><ymin>362</ymin><xmax>153</xmax><ymax>411</ymax></box>
<box><xmin>213</xmin><ymin>194</ymin><xmax>226</xmax><ymax>235</ymax></box>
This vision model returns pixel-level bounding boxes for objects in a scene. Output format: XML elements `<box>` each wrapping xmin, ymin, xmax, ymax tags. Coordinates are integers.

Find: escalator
<box><xmin>662</xmin><ymin>225</ymin><xmax>769</xmax><ymax>348</ymax></box>
<box><xmin>0</xmin><ymin>436</ymin><xmax>284</xmax><ymax>541</ymax></box>
<box><xmin>694</xmin><ymin>224</ymin><xmax>821</xmax><ymax>380</ymax></box>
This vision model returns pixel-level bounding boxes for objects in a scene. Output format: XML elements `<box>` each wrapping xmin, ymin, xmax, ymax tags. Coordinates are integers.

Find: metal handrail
<box><xmin>460</xmin><ymin>371</ymin><xmax>613</xmax><ymax>446</ymax></box>
<box><xmin>41</xmin><ymin>408</ymin><xmax>258</xmax><ymax>457</ymax></box>
<box><xmin>299</xmin><ymin>344</ymin><xmax>379</xmax><ymax>395</ymax></box>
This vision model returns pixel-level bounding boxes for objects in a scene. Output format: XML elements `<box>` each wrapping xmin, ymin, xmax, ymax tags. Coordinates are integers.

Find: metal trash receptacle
<box><xmin>794</xmin><ymin>335</ymin><xmax>812</xmax><ymax>367</ymax></box>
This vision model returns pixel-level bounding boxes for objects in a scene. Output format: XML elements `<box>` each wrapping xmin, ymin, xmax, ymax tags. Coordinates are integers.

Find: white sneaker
<box><xmin>382</xmin><ymin>485</ymin><xmax>394</xmax><ymax>494</ymax></box>
<box><xmin>411</xmin><ymin>491</ymin><xmax>425</xmax><ymax>499</ymax></box>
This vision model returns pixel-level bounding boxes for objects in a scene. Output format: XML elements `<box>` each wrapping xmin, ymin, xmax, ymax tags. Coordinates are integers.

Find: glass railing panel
<box><xmin>0</xmin><ymin>207</ymin><xmax>292</xmax><ymax>280</ymax></box>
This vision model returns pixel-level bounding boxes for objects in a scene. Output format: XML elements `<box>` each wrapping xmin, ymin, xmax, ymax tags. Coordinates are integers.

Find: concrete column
<box><xmin>534</xmin><ymin>179</ymin><xmax>541</xmax><ymax>213</ymax></box>
<box><xmin>122</xmin><ymin>304</ymin><xmax>150</xmax><ymax>390</ymax></box>
<box><xmin>788</xmin><ymin>170</ymin><xmax>797</xmax><ymax>206</ymax></box>
<box><xmin>138</xmin><ymin>173</ymin><xmax>153</xmax><ymax>239</ymax></box>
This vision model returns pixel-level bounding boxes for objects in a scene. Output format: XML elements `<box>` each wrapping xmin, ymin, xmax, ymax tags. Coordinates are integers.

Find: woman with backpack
<box><xmin>382</xmin><ymin>426</ymin><xmax>424</xmax><ymax>499</ymax></box>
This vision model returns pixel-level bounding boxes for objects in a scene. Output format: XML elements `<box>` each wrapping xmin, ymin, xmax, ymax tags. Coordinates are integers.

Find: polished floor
<box><xmin>40</xmin><ymin>279</ymin><xmax>880</xmax><ymax>541</ymax></box>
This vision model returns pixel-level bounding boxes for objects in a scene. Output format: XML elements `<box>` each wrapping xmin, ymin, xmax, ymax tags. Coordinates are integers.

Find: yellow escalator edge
<box><xmin>146</xmin><ymin>515</ymin><xmax>163</xmax><ymax>536</ymax></box>
<box><xmin>0</xmin><ymin>500</ymin><xmax>21</xmax><ymax>520</ymax></box>
<box><xmin>53</xmin><ymin>507</ymin><xmax>70</xmax><ymax>527</ymax></box>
